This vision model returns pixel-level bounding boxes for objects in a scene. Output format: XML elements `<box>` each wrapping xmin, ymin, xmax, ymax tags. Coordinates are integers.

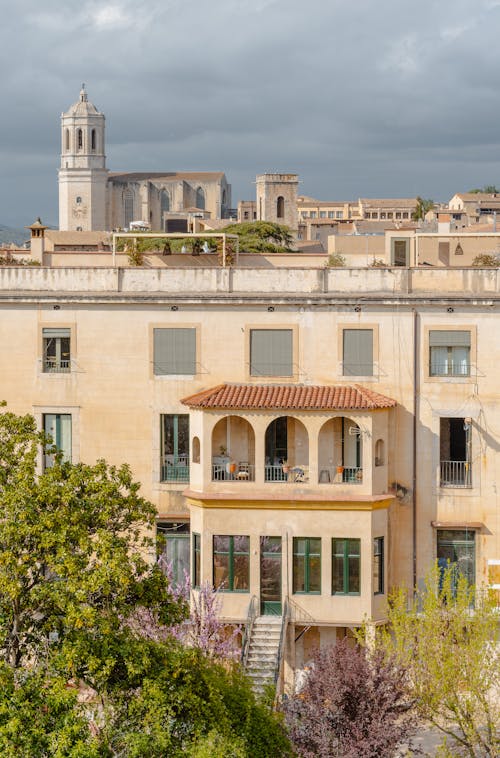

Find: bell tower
<box><xmin>58</xmin><ymin>85</ymin><xmax>108</xmax><ymax>231</ymax></box>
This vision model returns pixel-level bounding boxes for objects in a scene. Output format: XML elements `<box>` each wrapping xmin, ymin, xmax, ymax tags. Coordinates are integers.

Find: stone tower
<box><xmin>58</xmin><ymin>85</ymin><xmax>108</xmax><ymax>231</ymax></box>
<box><xmin>255</xmin><ymin>173</ymin><xmax>298</xmax><ymax>233</ymax></box>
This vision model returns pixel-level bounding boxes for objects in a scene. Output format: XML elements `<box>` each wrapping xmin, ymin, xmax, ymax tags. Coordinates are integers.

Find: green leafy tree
<box><xmin>220</xmin><ymin>221</ymin><xmax>294</xmax><ymax>254</ymax></box>
<box><xmin>469</xmin><ymin>185</ymin><xmax>500</xmax><ymax>194</ymax></box>
<box><xmin>379</xmin><ymin>564</ymin><xmax>500</xmax><ymax>757</ymax></box>
<box><xmin>412</xmin><ymin>196</ymin><xmax>435</xmax><ymax>221</ymax></box>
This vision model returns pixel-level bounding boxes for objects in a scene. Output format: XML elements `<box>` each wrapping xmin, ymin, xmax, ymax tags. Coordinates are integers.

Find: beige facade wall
<box><xmin>0</xmin><ymin>265</ymin><xmax>499</xmax><ymax>663</ymax></box>
<box><xmin>327</xmin><ymin>234</ymin><xmax>386</xmax><ymax>264</ymax></box>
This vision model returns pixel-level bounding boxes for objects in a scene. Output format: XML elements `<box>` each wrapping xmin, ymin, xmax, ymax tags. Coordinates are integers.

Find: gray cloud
<box><xmin>2</xmin><ymin>0</ymin><xmax>500</xmax><ymax>226</ymax></box>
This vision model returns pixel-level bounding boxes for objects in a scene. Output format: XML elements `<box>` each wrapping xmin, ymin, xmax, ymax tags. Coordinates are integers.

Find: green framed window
<box><xmin>154</xmin><ymin>328</ymin><xmax>196</xmax><ymax>375</ymax></box>
<box><xmin>161</xmin><ymin>414</ymin><xmax>189</xmax><ymax>482</ymax></box>
<box><xmin>213</xmin><ymin>535</ymin><xmax>249</xmax><ymax>592</ymax></box>
<box><xmin>332</xmin><ymin>538</ymin><xmax>360</xmax><ymax>595</ymax></box>
<box><xmin>293</xmin><ymin>537</ymin><xmax>321</xmax><ymax>594</ymax></box>
<box><xmin>43</xmin><ymin>413</ymin><xmax>72</xmax><ymax>468</ymax></box>
<box><xmin>193</xmin><ymin>533</ymin><xmax>201</xmax><ymax>589</ymax></box>
<box><xmin>156</xmin><ymin>521</ymin><xmax>190</xmax><ymax>586</ymax></box>
<box><xmin>373</xmin><ymin>537</ymin><xmax>384</xmax><ymax>595</ymax></box>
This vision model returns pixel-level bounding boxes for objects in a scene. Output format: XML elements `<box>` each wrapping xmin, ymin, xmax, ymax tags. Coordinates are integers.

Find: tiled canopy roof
<box><xmin>181</xmin><ymin>384</ymin><xmax>397</xmax><ymax>411</ymax></box>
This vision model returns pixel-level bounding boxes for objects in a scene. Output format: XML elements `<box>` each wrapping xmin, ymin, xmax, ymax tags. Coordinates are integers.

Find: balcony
<box><xmin>43</xmin><ymin>358</ymin><xmax>71</xmax><ymax>373</ymax></box>
<box><xmin>440</xmin><ymin>460</ymin><xmax>471</xmax><ymax>488</ymax></box>
<box><xmin>212</xmin><ymin>460</ymin><xmax>255</xmax><ymax>482</ymax></box>
<box><xmin>318</xmin><ymin>466</ymin><xmax>363</xmax><ymax>484</ymax></box>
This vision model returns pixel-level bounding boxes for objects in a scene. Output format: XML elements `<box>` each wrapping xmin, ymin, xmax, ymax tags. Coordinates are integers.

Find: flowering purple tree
<box><xmin>283</xmin><ymin>639</ymin><xmax>415</xmax><ymax>758</ymax></box>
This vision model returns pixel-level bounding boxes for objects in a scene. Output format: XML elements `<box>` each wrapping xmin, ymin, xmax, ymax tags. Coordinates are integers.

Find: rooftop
<box><xmin>181</xmin><ymin>383</ymin><xmax>397</xmax><ymax>410</ymax></box>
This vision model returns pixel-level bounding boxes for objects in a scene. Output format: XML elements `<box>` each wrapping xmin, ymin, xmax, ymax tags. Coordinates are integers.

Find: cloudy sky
<box><xmin>2</xmin><ymin>0</ymin><xmax>500</xmax><ymax>227</ymax></box>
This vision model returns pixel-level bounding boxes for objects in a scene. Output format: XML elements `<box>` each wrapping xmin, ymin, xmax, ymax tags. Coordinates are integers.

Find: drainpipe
<box><xmin>412</xmin><ymin>308</ymin><xmax>419</xmax><ymax>594</ymax></box>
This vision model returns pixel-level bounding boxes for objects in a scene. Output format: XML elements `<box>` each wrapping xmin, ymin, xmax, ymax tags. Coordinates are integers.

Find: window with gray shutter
<box><xmin>42</xmin><ymin>328</ymin><xmax>71</xmax><ymax>373</ymax></box>
<box><xmin>343</xmin><ymin>329</ymin><xmax>373</xmax><ymax>376</ymax></box>
<box><xmin>250</xmin><ymin>329</ymin><xmax>293</xmax><ymax>376</ymax></box>
<box><xmin>429</xmin><ymin>330</ymin><xmax>470</xmax><ymax>376</ymax></box>
<box><xmin>154</xmin><ymin>328</ymin><xmax>196</xmax><ymax>375</ymax></box>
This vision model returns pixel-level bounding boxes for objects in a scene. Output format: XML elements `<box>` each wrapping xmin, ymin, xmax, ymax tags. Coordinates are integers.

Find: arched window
<box><xmin>91</xmin><ymin>129</ymin><xmax>96</xmax><ymax>152</ymax></box>
<box><xmin>195</xmin><ymin>186</ymin><xmax>205</xmax><ymax>210</ymax></box>
<box><xmin>77</xmin><ymin>129</ymin><xmax>83</xmax><ymax>151</ymax></box>
<box><xmin>65</xmin><ymin>129</ymin><xmax>70</xmax><ymax>152</ymax></box>
<box><xmin>192</xmin><ymin>436</ymin><xmax>200</xmax><ymax>464</ymax></box>
<box><xmin>277</xmin><ymin>195</ymin><xmax>285</xmax><ymax>219</ymax></box>
<box><xmin>160</xmin><ymin>190</ymin><xmax>170</xmax><ymax>214</ymax></box>
<box><xmin>375</xmin><ymin>439</ymin><xmax>385</xmax><ymax>467</ymax></box>
<box><xmin>123</xmin><ymin>189</ymin><xmax>134</xmax><ymax>229</ymax></box>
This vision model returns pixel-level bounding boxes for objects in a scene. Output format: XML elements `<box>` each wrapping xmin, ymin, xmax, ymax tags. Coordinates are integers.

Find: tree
<box><xmin>469</xmin><ymin>185</ymin><xmax>499</xmax><ymax>194</ymax></box>
<box><xmin>0</xmin><ymin>407</ymin><xmax>291</xmax><ymax>756</ymax></box>
<box><xmin>380</xmin><ymin>565</ymin><xmax>500</xmax><ymax>757</ymax></box>
<box><xmin>412</xmin><ymin>196</ymin><xmax>435</xmax><ymax>221</ymax></box>
<box><xmin>282</xmin><ymin>639</ymin><xmax>415</xmax><ymax>758</ymax></box>
<box><xmin>219</xmin><ymin>221</ymin><xmax>294</xmax><ymax>254</ymax></box>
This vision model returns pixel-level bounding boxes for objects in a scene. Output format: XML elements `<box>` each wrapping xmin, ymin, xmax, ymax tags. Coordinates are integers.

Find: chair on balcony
<box><xmin>237</xmin><ymin>461</ymin><xmax>250</xmax><ymax>480</ymax></box>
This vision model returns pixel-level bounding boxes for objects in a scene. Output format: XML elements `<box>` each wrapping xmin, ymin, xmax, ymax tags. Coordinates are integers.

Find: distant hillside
<box><xmin>0</xmin><ymin>224</ymin><xmax>30</xmax><ymax>246</ymax></box>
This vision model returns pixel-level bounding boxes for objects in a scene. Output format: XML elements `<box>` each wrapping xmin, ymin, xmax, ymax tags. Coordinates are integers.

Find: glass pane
<box><xmin>213</xmin><ymin>535</ymin><xmax>230</xmax><ymax>553</ymax></box>
<box><xmin>348</xmin><ymin>556</ymin><xmax>360</xmax><ymax>593</ymax></box>
<box><xmin>451</xmin><ymin>346</ymin><xmax>470</xmax><ymax>376</ymax></box>
<box><xmin>59</xmin><ymin>415</ymin><xmax>72</xmax><ymax>462</ymax></box>
<box><xmin>309</xmin><ymin>538</ymin><xmax>321</xmax><ymax>556</ymax></box>
<box><xmin>293</xmin><ymin>555</ymin><xmax>305</xmax><ymax>592</ymax></box>
<box><xmin>213</xmin><ymin>553</ymin><xmax>229</xmax><ymax>587</ymax></box>
<box><xmin>261</xmin><ymin>537</ymin><xmax>281</xmax><ymax>603</ymax></box>
<box><xmin>233</xmin><ymin>535</ymin><xmax>249</xmax><ymax>554</ymax></box>
<box><xmin>348</xmin><ymin>539</ymin><xmax>360</xmax><ymax>556</ymax></box>
<box><xmin>309</xmin><ymin>555</ymin><xmax>321</xmax><ymax>592</ymax></box>
<box><xmin>233</xmin><ymin>554</ymin><xmax>249</xmax><ymax>590</ymax></box>
<box><xmin>294</xmin><ymin>538</ymin><xmax>307</xmax><ymax>556</ymax></box>
<box><xmin>332</xmin><ymin>555</ymin><xmax>345</xmax><ymax>593</ymax></box>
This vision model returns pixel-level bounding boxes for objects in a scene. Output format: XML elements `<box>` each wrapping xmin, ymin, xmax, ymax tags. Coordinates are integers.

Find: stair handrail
<box><xmin>287</xmin><ymin>596</ymin><xmax>315</xmax><ymax>642</ymax></box>
<box><xmin>274</xmin><ymin>597</ymin><xmax>290</xmax><ymax>686</ymax></box>
<box><xmin>241</xmin><ymin>594</ymin><xmax>259</xmax><ymax>667</ymax></box>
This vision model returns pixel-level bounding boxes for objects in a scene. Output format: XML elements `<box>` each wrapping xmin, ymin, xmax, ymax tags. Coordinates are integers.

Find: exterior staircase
<box><xmin>243</xmin><ymin>615</ymin><xmax>283</xmax><ymax>695</ymax></box>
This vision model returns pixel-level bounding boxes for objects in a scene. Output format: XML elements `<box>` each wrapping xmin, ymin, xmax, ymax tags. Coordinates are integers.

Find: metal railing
<box><xmin>212</xmin><ymin>463</ymin><xmax>255</xmax><ymax>481</ymax></box>
<box><xmin>43</xmin><ymin>359</ymin><xmax>71</xmax><ymax>373</ymax></box>
<box><xmin>161</xmin><ymin>458</ymin><xmax>190</xmax><ymax>482</ymax></box>
<box><xmin>440</xmin><ymin>460</ymin><xmax>472</xmax><ymax>488</ymax></box>
<box><xmin>265</xmin><ymin>465</ymin><xmax>309</xmax><ymax>483</ymax></box>
<box><xmin>241</xmin><ymin>595</ymin><xmax>259</xmax><ymax>667</ymax></box>
<box><xmin>274</xmin><ymin>598</ymin><xmax>290</xmax><ymax>688</ymax></box>
<box><xmin>318</xmin><ymin>465</ymin><xmax>363</xmax><ymax>484</ymax></box>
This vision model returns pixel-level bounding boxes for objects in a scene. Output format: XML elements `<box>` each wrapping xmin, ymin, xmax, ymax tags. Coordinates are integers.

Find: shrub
<box><xmin>471</xmin><ymin>253</ymin><xmax>500</xmax><ymax>267</ymax></box>
<box><xmin>325</xmin><ymin>253</ymin><xmax>346</xmax><ymax>267</ymax></box>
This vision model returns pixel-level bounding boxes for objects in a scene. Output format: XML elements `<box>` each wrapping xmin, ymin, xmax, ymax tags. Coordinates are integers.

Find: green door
<box><xmin>260</xmin><ymin>537</ymin><xmax>282</xmax><ymax>615</ymax></box>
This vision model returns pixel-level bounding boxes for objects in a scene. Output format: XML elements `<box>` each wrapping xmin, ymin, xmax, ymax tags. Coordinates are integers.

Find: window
<box><xmin>332</xmin><ymin>538</ymin><xmax>360</xmax><ymax>595</ymax></box>
<box><xmin>328</xmin><ymin>211</ymin><xmax>335</xmax><ymax>219</ymax></box>
<box><xmin>65</xmin><ymin>129</ymin><xmax>70</xmax><ymax>151</ymax></box>
<box><xmin>77</xmin><ymin>129</ymin><xmax>83</xmax><ymax>150</ymax></box>
<box><xmin>192</xmin><ymin>533</ymin><xmax>201</xmax><ymax>588</ymax></box>
<box><xmin>320</xmin><ymin>211</ymin><xmax>326</xmax><ymax>218</ymax></box>
<box><xmin>437</xmin><ymin>530</ymin><xmax>475</xmax><ymax>591</ymax></box>
<box><xmin>123</xmin><ymin>189</ymin><xmax>134</xmax><ymax>228</ymax></box>
<box><xmin>42</xmin><ymin>328</ymin><xmax>71</xmax><ymax>373</ymax></box>
<box><xmin>154</xmin><ymin>328</ymin><xmax>196</xmax><ymax>375</ymax></box>
<box><xmin>195</xmin><ymin>186</ymin><xmax>205</xmax><ymax>210</ymax></box>
<box><xmin>43</xmin><ymin>413</ymin><xmax>72</xmax><ymax>468</ymax></box>
<box><xmin>336</xmin><ymin>211</ymin><xmax>342</xmax><ymax>219</ymax></box>
<box><xmin>440</xmin><ymin>417</ymin><xmax>472</xmax><ymax>487</ymax></box>
<box><xmin>161</xmin><ymin>414</ymin><xmax>189</xmax><ymax>482</ymax></box>
<box><xmin>277</xmin><ymin>196</ymin><xmax>285</xmax><ymax>218</ymax></box>
<box><xmin>429</xmin><ymin>330</ymin><xmax>470</xmax><ymax>377</ymax></box>
<box><xmin>91</xmin><ymin>129</ymin><xmax>96</xmax><ymax>151</ymax></box>
<box><xmin>293</xmin><ymin>537</ymin><xmax>321</xmax><ymax>593</ymax></box>
<box><xmin>157</xmin><ymin>521</ymin><xmax>189</xmax><ymax>586</ymax></box>
<box><xmin>310</xmin><ymin>211</ymin><xmax>317</xmax><ymax>218</ymax></box>
<box><xmin>373</xmin><ymin>537</ymin><xmax>384</xmax><ymax>594</ymax></box>
<box><xmin>76</xmin><ymin>226</ymin><xmax>83</xmax><ymax>232</ymax></box>
<box><xmin>250</xmin><ymin>329</ymin><xmax>293</xmax><ymax>377</ymax></box>
<box><xmin>244</xmin><ymin>211</ymin><xmax>249</xmax><ymax>219</ymax></box>
<box><xmin>343</xmin><ymin>329</ymin><xmax>373</xmax><ymax>376</ymax></box>
<box><xmin>213</xmin><ymin>535</ymin><xmax>249</xmax><ymax>591</ymax></box>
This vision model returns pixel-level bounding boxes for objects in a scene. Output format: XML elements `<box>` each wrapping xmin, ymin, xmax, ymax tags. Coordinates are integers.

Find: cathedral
<box><xmin>58</xmin><ymin>87</ymin><xmax>232</xmax><ymax>232</ymax></box>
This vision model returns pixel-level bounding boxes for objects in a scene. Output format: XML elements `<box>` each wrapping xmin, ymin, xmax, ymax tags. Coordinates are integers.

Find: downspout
<box><xmin>412</xmin><ymin>308</ymin><xmax>419</xmax><ymax>594</ymax></box>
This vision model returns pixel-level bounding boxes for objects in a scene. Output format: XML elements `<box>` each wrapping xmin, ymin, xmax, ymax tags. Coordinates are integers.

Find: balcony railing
<box><xmin>161</xmin><ymin>456</ymin><xmax>190</xmax><ymax>482</ymax></box>
<box><xmin>43</xmin><ymin>359</ymin><xmax>71</xmax><ymax>373</ymax></box>
<box><xmin>265</xmin><ymin>465</ymin><xmax>309</xmax><ymax>483</ymax></box>
<box><xmin>318</xmin><ymin>466</ymin><xmax>363</xmax><ymax>484</ymax></box>
<box><xmin>440</xmin><ymin>460</ymin><xmax>472</xmax><ymax>488</ymax></box>
<box><xmin>212</xmin><ymin>463</ymin><xmax>255</xmax><ymax>481</ymax></box>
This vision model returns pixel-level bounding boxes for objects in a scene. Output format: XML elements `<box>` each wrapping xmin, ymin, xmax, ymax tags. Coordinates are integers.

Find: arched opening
<box><xmin>160</xmin><ymin>189</ymin><xmax>170</xmax><ymax>223</ymax></box>
<box><xmin>77</xmin><ymin>129</ymin><xmax>83</xmax><ymax>151</ymax></box>
<box><xmin>192</xmin><ymin>436</ymin><xmax>200</xmax><ymax>464</ymax></box>
<box><xmin>211</xmin><ymin>416</ymin><xmax>255</xmax><ymax>481</ymax></box>
<box><xmin>123</xmin><ymin>189</ymin><xmax>134</xmax><ymax>229</ymax></box>
<box><xmin>91</xmin><ymin>129</ymin><xmax>96</xmax><ymax>152</ymax></box>
<box><xmin>265</xmin><ymin>416</ymin><xmax>309</xmax><ymax>482</ymax></box>
<box><xmin>65</xmin><ymin>128</ymin><xmax>70</xmax><ymax>151</ymax></box>
<box><xmin>75</xmin><ymin>196</ymin><xmax>82</xmax><ymax>204</ymax></box>
<box><xmin>318</xmin><ymin>417</ymin><xmax>362</xmax><ymax>483</ymax></box>
<box><xmin>375</xmin><ymin>438</ymin><xmax>385</xmax><ymax>466</ymax></box>
<box><xmin>195</xmin><ymin>186</ymin><xmax>205</xmax><ymax>210</ymax></box>
<box><xmin>277</xmin><ymin>195</ymin><xmax>285</xmax><ymax>219</ymax></box>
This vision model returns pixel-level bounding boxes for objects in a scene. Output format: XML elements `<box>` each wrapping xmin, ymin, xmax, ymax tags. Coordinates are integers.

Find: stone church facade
<box><xmin>58</xmin><ymin>87</ymin><xmax>231</xmax><ymax>232</ymax></box>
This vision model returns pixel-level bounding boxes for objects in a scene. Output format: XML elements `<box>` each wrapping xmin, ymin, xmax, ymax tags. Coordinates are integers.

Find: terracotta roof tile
<box><xmin>181</xmin><ymin>383</ymin><xmax>396</xmax><ymax>410</ymax></box>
